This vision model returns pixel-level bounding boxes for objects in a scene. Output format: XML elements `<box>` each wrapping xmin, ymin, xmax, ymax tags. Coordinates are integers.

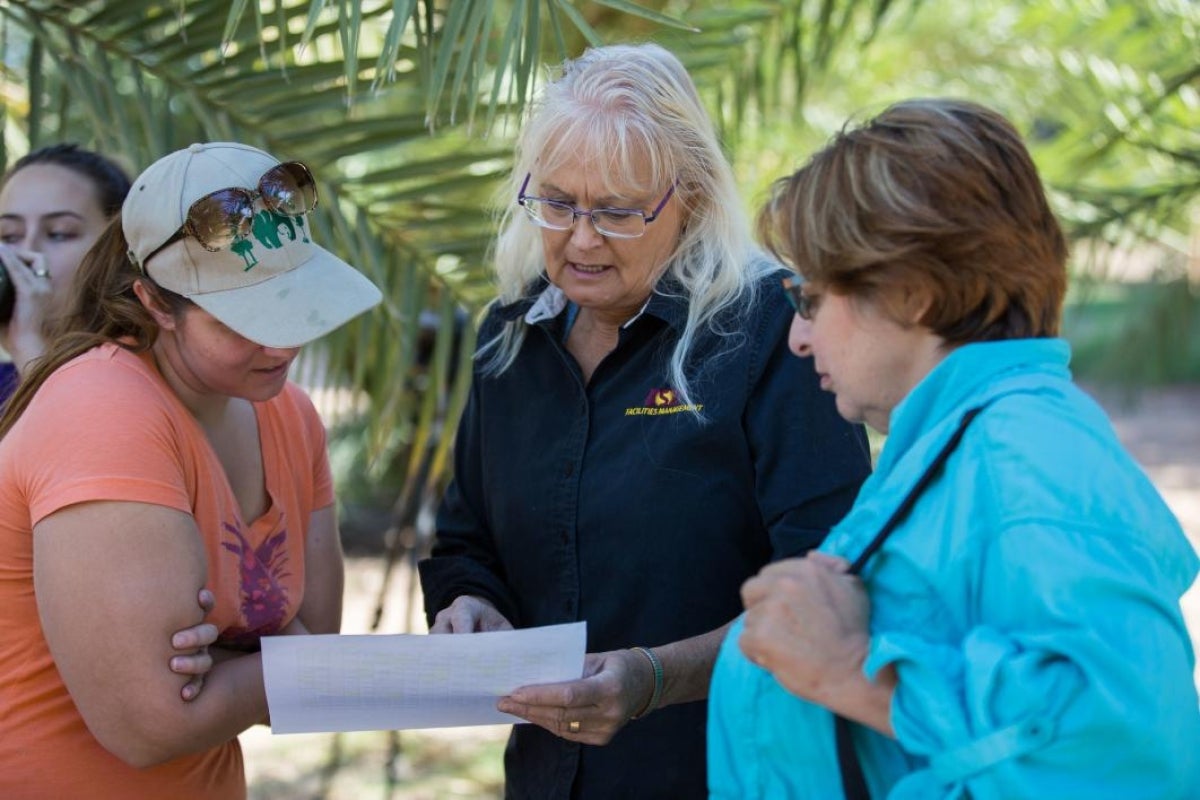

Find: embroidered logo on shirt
<box><xmin>646</xmin><ymin>387</ymin><xmax>678</xmax><ymax>407</ymax></box>
<box><xmin>625</xmin><ymin>386</ymin><xmax>703</xmax><ymax>416</ymax></box>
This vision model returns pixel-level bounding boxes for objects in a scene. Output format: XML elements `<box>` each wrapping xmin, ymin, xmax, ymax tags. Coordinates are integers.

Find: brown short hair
<box><xmin>758</xmin><ymin>98</ymin><xmax>1068</xmax><ymax>342</ymax></box>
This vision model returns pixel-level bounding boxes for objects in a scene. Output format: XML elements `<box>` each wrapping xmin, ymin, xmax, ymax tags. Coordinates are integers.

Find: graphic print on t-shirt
<box><xmin>218</xmin><ymin>520</ymin><xmax>292</xmax><ymax>647</ymax></box>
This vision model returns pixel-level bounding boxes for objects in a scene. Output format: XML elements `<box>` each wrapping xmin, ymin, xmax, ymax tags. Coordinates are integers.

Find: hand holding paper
<box><xmin>262</xmin><ymin>622</ymin><xmax>586</xmax><ymax>734</ymax></box>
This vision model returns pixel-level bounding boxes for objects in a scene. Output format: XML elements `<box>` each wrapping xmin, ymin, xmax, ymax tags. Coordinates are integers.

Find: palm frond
<box><xmin>9</xmin><ymin>0</ymin><xmax>1188</xmax><ymax>514</ymax></box>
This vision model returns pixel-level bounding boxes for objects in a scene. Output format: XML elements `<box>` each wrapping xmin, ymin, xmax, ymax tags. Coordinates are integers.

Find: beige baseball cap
<box><xmin>123</xmin><ymin>142</ymin><xmax>381</xmax><ymax>348</ymax></box>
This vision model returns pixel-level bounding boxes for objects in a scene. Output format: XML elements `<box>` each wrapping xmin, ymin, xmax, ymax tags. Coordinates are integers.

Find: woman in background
<box><xmin>0</xmin><ymin>144</ymin><xmax>131</xmax><ymax>402</ymax></box>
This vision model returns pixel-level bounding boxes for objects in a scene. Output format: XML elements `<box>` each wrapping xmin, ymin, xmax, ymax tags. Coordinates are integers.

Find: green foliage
<box><xmin>1066</xmin><ymin>278</ymin><xmax>1200</xmax><ymax>385</ymax></box>
<box><xmin>0</xmin><ymin>0</ymin><xmax>912</xmax><ymax>513</ymax></box>
<box><xmin>0</xmin><ymin>2</ymin><xmax>513</xmax><ymax>494</ymax></box>
<box><xmin>1</xmin><ymin>0</ymin><xmax>1193</xmax><ymax>791</ymax></box>
<box><xmin>0</xmin><ymin>0</ymin><xmax>1194</xmax><ymax>518</ymax></box>
<box><xmin>713</xmin><ymin>0</ymin><xmax>1199</xmax><ymax>387</ymax></box>
<box><xmin>1065</xmin><ymin>245</ymin><xmax>1200</xmax><ymax>385</ymax></box>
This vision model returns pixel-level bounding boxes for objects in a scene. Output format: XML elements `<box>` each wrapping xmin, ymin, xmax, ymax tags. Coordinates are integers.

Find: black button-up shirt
<box><xmin>420</xmin><ymin>270</ymin><xmax>871</xmax><ymax>799</ymax></box>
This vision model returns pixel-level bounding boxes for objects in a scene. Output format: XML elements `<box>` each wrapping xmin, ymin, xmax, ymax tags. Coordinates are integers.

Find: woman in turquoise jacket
<box><xmin>708</xmin><ymin>98</ymin><xmax>1200</xmax><ymax>799</ymax></box>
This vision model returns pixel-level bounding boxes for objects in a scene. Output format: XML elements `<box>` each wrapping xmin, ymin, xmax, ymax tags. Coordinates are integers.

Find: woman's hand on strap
<box><xmin>739</xmin><ymin>551</ymin><xmax>895</xmax><ymax>735</ymax></box>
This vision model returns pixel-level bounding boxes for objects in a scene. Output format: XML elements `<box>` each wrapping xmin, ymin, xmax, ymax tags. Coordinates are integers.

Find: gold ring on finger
<box><xmin>567</xmin><ymin>720</ymin><xmax>581</xmax><ymax>734</ymax></box>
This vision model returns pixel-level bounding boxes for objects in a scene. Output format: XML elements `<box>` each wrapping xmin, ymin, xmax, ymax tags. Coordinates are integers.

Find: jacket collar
<box><xmin>881</xmin><ymin>338</ymin><xmax>1071</xmax><ymax>473</ymax></box>
<box><xmin>822</xmin><ymin>338</ymin><xmax>1073</xmax><ymax>568</ymax></box>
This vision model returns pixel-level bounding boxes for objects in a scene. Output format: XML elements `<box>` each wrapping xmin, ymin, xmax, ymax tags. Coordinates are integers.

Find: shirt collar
<box><xmin>641</xmin><ymin>276</ymin><xmax>689</xmax><ymax>331</ymax></box>
<box><xmin>494</xmin><ymin>274</ymin><xmax>551</xmax><ymax>322</ymax></box>
<box><xmin>496</xmin><ymin>273</ymin><xmax>690</xmax><ymax>331</ymax></box>
<box><xmin>524</xmin><ymin>283</ymin><xmax>569</xmax><ymax>324</ymax></box>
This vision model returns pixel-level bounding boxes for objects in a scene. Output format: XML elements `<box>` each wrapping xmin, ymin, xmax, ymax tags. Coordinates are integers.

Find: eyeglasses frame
<box><xmin>516</xmin><ymin>173</ymin><xmax>676</xmax><ymax>240</ymax></box>
<box><xmin>781</xmin><ymin>274</ymin><xmax>819</xmax><ymax>320</ymax></box>
<box><xmin>138</xmin><ymin>161</ymin><xmax>318</xmax><ymax>272</ymax></box>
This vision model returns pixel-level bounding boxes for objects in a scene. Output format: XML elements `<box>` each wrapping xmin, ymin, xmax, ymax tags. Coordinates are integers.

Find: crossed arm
<box><xmin>34</xmin><ymin>500</ymin><xmax>342</xmax><ymax>767</ymax></box>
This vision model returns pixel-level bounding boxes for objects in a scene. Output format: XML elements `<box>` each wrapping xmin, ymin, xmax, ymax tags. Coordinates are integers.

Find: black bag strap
<box><xmin>835</xmin><ymin>406</ymin><xmax>983</xmax><ymax>799</ymax></box>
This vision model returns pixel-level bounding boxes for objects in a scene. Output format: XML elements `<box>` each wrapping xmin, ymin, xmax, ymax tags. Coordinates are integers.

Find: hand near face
<box><xmin>738</xmin><ymin>552</ymin><xmax>873</xmax><ymax>707</ymax></box>
<box><xmin>428</xmin><ymin>594</ymin><xmax>514</xmax><ymax>634</ymax></box>
<box><xmin>0</xmin><ymin>245</ymin><xmax>55</xmax><ymax>368</ymax></box>
<box><xmin>496</xmin><ymin>648</ymin><xmax>652</xmax><ymax>746</ymax></box>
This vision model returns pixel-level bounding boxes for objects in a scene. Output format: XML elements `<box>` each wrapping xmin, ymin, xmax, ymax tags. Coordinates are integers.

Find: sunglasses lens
<box><xmin>260</xmin><ymin>162</ymin><xmax>318</xmax><ymax>217</ymax></box>
<box><xmin>172</xmin><ymin>162</ymin><xmax>317</xmax><ymax>255</ymax></box>
<box><xmin>189</xmin><ymin>189</ymin><xmax>255</xmax><ymax>250</ymax></box>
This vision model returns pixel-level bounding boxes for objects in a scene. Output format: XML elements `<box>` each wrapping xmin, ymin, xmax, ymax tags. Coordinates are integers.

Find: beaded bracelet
<box><xmin>630</xmin><ymin>646</ymin><xmax>664</xmax><ymax>719</ymax></box>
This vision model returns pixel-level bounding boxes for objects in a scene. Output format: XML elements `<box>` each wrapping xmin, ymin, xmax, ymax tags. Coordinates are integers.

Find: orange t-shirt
<box><xmin>0</xmin><ymin>343</ymin><xmax>334</xmax><ymax>799</ymax></box>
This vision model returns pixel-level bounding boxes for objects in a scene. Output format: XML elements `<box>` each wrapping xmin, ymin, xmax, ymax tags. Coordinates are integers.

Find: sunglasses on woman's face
<box><xmin>139</xmin><ymin>161</ymin><xmax>318</xmax><ymax>270</ymax></box>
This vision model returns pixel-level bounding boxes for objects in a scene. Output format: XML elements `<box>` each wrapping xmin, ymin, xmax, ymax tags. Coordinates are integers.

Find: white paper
<box><xmin>261</xmin><ymin>622</ymin><xmax>586</xmax><ymax>734</ymax></box>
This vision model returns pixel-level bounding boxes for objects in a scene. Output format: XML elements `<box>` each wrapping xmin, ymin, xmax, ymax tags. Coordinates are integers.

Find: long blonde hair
<box><xmin>481</xmin><ymin>43</ymin><xmax>768</xmax><ymax>404</ymax></box>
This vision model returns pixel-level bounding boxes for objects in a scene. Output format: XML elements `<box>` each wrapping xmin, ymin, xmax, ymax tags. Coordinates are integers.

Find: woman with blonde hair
<box><xmin>420</xmin><ymin>43</ymin><xmax>870</xmax><ymax>798</ymax></box>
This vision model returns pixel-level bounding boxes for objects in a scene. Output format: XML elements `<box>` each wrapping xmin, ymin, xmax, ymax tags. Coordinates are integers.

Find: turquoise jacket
<box><xmin>708</xmin><ymin>339</ymin><xmax>1200</xmax><ymax>798</ymax></box>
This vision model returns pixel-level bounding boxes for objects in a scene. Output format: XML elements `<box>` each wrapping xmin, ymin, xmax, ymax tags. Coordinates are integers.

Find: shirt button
<box><xmin>560</xmin><ymin>529</ymin><xmax>570</xmax><ymax>544</ymax></box>
<box><xmin>563</xmin><ymin>462</ymin><xmax>574</xmax><ymax>478</ymax></box>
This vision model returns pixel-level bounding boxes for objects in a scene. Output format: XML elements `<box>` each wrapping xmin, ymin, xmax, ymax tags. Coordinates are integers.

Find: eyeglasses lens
<box><xmin>592</xmin><ymin>211</ymin><xmax>643</xmax><ymax>238</ymax></box>
<box><xmin>781</xmin><ymin>276</ymin><xmax>810</xmax><ymax>319</ymax></box>
<box><xmin>530</xmin><ymin>201</ymin><xmax>572</xmax><ymax>229</ymax></box>
<box><xmin>523</xmin><ymin>200</ymin><xmax>646</xmax><ymax>239</ymax></box>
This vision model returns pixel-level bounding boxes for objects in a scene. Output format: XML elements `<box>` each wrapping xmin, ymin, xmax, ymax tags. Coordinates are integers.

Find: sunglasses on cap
<box><xmin>138</xmin><ymin>161</ymin><xmax>318</xmax><ymax>271</ymax></box>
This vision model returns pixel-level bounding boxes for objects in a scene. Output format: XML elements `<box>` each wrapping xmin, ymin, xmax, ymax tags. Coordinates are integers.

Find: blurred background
<box><xmin>1</xmin><ymin>1</ymin><xmax>1195</xmax><ymax>797</ymax></box>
